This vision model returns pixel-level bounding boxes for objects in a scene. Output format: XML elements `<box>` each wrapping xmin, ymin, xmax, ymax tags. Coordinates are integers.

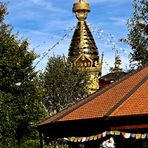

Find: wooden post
<box><xmin>39</xmin><ymin>132</ymin><xmax>43</xmax><ymax>148</ymax></box>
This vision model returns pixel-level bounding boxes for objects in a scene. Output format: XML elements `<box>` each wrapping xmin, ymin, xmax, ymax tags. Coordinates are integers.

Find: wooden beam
<box><xmin>111</xmin><ymin>124</ymin><xmax>148</xmax><ymax>130</ymax></box>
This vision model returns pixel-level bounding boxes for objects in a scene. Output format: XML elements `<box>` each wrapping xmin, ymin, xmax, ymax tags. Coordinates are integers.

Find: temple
<box><xmin>68</xmin><ymin>0</ymin><xmax>103</xmax><ymax>94</ymax></box>
<box><xmin>36</xmin><ymin>1</ymin><xmax>148</xmax><ymax>147</ymax></box>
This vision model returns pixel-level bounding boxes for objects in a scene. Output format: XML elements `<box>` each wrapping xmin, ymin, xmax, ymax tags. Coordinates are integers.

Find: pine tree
<box><xmin>0</xmin><ymin>3</ymin><xmax>48</xmax><ymax>146</ymax></box>
<box><xmin>122</xmin><ymin>0</ymin><xmax>148</xmax><ymax>67</ymax></box>
<box><xmin>39</xmin><ymin>55</ymin><xmax>89</xmax><ymax>114</ymax></box>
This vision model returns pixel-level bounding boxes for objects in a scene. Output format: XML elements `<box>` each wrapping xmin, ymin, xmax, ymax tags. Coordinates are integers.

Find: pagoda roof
<box><xmin>100</xmin><ymin>71</ymin><xmax>127</xmax><ymax>82</ymax></box>
<box><xmin>68</xmin><ymin>21</ymin><xmax>99</xmax><ymax>61</ymax></box>
<box><xmin>38</xmin><ymin>65</ymin><xmax>148</xmax><ymax>130</ymax></box>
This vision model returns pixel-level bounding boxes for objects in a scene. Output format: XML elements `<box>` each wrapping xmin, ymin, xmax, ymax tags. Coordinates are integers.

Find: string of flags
<box><xmin>89</xmin><ymin>24</ymin><xmax>130</xmax><ymax>57</ymax></box>
<box><xmin>33</xmin><ymin>23</ymin><xmax>130</xmax><ymax>70</ymax></box>
<box><xmin>33</xmin><ymin>26</ymin><xmax>75</xmax><ymax>68</ymax></box>
<box><xmin>96</xmin><ymin>29</ymin><xmax>128</xmax><ymax>57</ymax></box>
<box><xmin>64</xmin><ymin>130</ymin><xmax>148</xmax><ymax>143</ymax></box>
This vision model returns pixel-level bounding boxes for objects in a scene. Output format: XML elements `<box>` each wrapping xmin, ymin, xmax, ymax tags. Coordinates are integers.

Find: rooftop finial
<box><xmin>76</xmin><ymin>0</ymin><xmax>87</xmax><ymax>2</ymax></box>
<box><xmin>80</xmin><ymin>0</ymin><xmax>87</xmax><ymax>2</ymax></box>
<box><xmin>73</xmin><ymin>0</ymin><xmax>90</xmax><ymax>21</ymax></box>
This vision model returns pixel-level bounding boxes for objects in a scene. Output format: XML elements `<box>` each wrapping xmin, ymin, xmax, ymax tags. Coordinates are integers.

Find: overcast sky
<box><xmin>4</xmin><ymin>0</ymin><xmax>133</xmax><ymax>75</ymax></box>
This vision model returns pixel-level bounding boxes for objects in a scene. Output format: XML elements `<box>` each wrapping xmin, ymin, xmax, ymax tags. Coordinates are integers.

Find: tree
<box><xmin>39</xmin><ymin>55</ymin><xmax>89</xmax><ymax>114</ymax></box>
<box><xmin>0</xmin><ymin>3</ymin><xmax>48</xmax><ymax>146</ymax></box>
<box><xmin>122</xmin><ymin>0</ymin><xmax>148</xmax><ymax>66</ymax></box>
<box><xmin>0</xmin><ymin>2</ymin><xmax>7</xmax><ymax>22</ymax></box>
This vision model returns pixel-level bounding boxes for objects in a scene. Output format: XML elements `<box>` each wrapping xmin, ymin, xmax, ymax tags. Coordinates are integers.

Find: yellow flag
<box><xmin>89</xmin><ymin>136</ymin><xmax>94</xmax><ymax>141</ymax></box>
<box><xmin>70</xmin><ymin>137</ymin><xmax>75</xmax><ymax>142</ymax></box>
<box><xmin>136</xmin><ymin>134</ymin><xmax>141</xmax><ymax>139</ymax></box>
<box><xmin>110</xmin><ymin>131</ymin><xmax>115</xmax><ymax>135</ymax></box>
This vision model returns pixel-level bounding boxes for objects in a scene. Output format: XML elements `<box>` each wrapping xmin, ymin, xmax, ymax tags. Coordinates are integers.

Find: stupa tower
<box><xmin>68</xmin><ymin>0</ymin><xmax>103</xmax><ymax>94</ymax></box>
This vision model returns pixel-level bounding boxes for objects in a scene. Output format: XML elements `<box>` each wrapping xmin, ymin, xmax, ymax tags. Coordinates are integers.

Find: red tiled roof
<box><xmin>39</xmin><ymin>65</ymin><xmax>148</xmax><ymax>126</ymax></box>
<box><xmin>111</xmin><ymin>79</ymin><xmax>148</xmax><ymax>117</ymax></box>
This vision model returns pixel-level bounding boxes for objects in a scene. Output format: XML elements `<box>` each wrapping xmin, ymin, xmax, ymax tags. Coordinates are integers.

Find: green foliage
<box><xmin>0</xmin><ymin>139</ymin><xmax>40</xmax><ymax>148</ymax></box>
<box><xmin>0</xmin><ymin>2</ymin><xmax>7</xmax><ymax>22</ymax></box>
<box><xmin>48</xmin><ymin>138</ymin><xmax>69</xmax><ymax>148</ymax></box>
<box><xmin>121</xmin><ymin>0</ymin><xmax>148</xmax><ymax>67</ymax></box>
<box><xmin>20</xmin><ymin>139</ymin><xmax>40</xmax><ymax>148</ymax></box>
<box><xmin>39</xmin><ymin>55</ymin><xmax>89</xmax><ymax>113</ymax></box>
<box><xmin>0</xmin><ymin>2</ymin><xmax>48</xmax><ymax>146</ymax></box>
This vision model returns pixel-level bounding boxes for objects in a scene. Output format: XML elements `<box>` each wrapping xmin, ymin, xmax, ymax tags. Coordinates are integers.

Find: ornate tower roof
<box><xmin>68</xmin><ymin>0</ymin><xmax>100</xmax><ymax>65</ymax></box>
<box><xmin>68</xmin><ymin>0</ymin><xmax>103</xmax><ymax>93</ymax></box>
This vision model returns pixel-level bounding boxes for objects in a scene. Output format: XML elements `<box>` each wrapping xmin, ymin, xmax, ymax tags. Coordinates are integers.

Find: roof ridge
<box><xmin>104</xmin><ymin>74</ymin><xmax>148</xmax><ymax>117</ymax></box>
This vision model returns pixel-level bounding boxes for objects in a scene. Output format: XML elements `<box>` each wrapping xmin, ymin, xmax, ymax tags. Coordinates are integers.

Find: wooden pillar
<box><xmin>39</xmin><ymin>132</ymin><xmax>43</xmax><ymax>148</ymax></box>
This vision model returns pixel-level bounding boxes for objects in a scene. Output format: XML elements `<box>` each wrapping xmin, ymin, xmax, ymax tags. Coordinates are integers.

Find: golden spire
<box><xmin>113</xmin><ymin>56</ymin><xmax>122</xmax><ymax>72</ymax></box>
<box><xmin>69</xmin><ymin>0</ymin><xmax>99</xmax><ymax>64</ymax></box>
<box><xmin>110</xmin><ymin>55</ymin><xmax>122</xmax><ymax>73</ymax></box>
<box><xmin>68</xmin><ymin>0</ymin><xmax>103</xmax><ymax>93</ymax></box>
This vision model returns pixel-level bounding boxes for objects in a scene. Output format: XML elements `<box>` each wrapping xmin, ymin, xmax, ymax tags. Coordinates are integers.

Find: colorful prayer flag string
<box><xmin>64</xmin><ymin>130</ymin><xmax>148</xmax><ymax>142</ymax></box>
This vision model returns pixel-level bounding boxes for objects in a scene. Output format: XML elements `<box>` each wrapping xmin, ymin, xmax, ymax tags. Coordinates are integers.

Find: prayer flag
<box><xmin>141</xmin><ymin>134</ymin><xmax>147</xmax><ymax>139</ymax></box>
<box><xmin>98</xmin><ymin>134</ymin><xmax>102</xmax><ymax>139</ymax></box>
<box><xmin>124</xmin><ymin>133</ymin><xmax>131</xmax><ymax>139</ymax></box>
<box><xmin>82</xmin><ymin>137</ymin><xmax>86</xmax><ymax>142</ymax></box>
<box><xmin>110</xmin><ymin>131</ymin><xmax>115</xmax><ymax>135</ymax></box>
<box><xmin>94</xmin><ymin>135</ymin><xmax>98</xmax><ymax>140</ymax></box>
<box><xmin>70</xmin><ymin>137</ymin><xmax>75</xmax><ymax>142</ymax></box>
<box><xmin>136</xmin><ymin>134</ymin><xmax>141</xmax><ymax>139</ymax></box>
<box><xmin>89</xmin><ymin>135</ymin><xmax>94</xmax><ymax>141</ymax></box>
<box><xmin>86</xmin><ymin>137</ymin><xmax>89</xmax><ymax>141</ymax></box>
<box><xmin>115</xmin><ymin>131</ymin><xmax>120</xmax><ymax>135</ymax></box>
<box><xmin>102</xmin><ymin>131</ymin><xmax>107</xmax><ymax>137</ymax></box>
<box><xmin>131</xmin><ymin>134</ymin><xmax>136</xmax><ymax>138</ymax></box>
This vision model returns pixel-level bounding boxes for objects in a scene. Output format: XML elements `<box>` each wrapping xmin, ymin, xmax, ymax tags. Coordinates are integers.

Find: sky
<box><xmin>3</xmin><ymin>0</ymin><xmax>133</xmax><ymax>75</ymax></box>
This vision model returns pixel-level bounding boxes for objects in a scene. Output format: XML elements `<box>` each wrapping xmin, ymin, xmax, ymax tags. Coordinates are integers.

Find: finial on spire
<box><xmin>73</xmin><ymin>0</ymin><xmax>90</xmax><ymax>21</ymax></box>
<box><xmin>75</xmin><ymin>0</ymin><xmax>87</xmax><ymax>2</ymax></box>
<box><xmin>110</xmin><ymin>55</ymin><xmax>122</xmax><ymax>73</ymax></box>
